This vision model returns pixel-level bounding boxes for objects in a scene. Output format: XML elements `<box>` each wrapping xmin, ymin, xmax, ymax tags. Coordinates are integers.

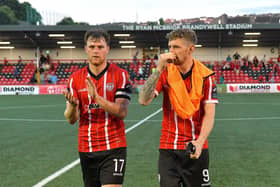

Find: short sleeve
<box><xmin>202</xmin><ymin>75</ymin><xmax>218</xmax><ymax>104</ymax></box>
<box><xmin>115</xmin><ymin>71</ymin><xmax>132</xmax><ymax>100</ymax></box>
<box><xmin>155</xmin><ymin>70</ymin><xmax>166</xmax><ymax>97</ymax></box>
<box><xmin>67</xmin><ymin>74</ymin><xmax>78</xmax><ymax>99</ymax></box>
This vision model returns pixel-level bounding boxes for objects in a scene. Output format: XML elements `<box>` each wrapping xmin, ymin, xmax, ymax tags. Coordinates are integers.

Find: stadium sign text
<box><xmin>122</xmin><ymin>24</ymin><xmax>253</xmax><ymax>31</ymax></box>
<box><xmin>0</xmin><ymin>86</ymin><xmax>39</xmax><ymax>95</ymax></box>
<box><xmin>3</xmin><ymin>86</ymin><xmax>35</xmax><ymax>92</ymax></box>
<box><xmin>239</xmin><ymin>85</ymin><xmax>271</xmax><ymax>90</ymax></box>
<box><xmin>227</xmin><ymin>84</ymin><xmax>280</xmax><ymax>93</ymax></box>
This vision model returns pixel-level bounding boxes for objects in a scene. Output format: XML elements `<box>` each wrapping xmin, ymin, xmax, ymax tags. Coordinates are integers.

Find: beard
<box><xmin>90</xmin><ymin>56</ymin><xmax>105</xmax><ymax>66</ymax></box>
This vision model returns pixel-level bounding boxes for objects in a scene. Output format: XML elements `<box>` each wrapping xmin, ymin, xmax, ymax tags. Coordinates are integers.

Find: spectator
<box><xmin>46</xmin><ymin>72</ymin><xmax>52</xmax><ymax>84</ymax></box>
<box><xmin>40</xmin><ymin>53</ymin><xmax>50</xmax><ymax>71</ymax></box>
<box><xmin>261</xmin><ymin>61</ymin><xmax>266</xmax><ymax>70</ymax></box>
<box><xmin>233</xmin><ymin>51</ymin><xmax>241</xmax><ymax>61</ymax></box>
<box><xmin>220</xmin><ymin>72</ymin><xmax>224</xmax><ymax>84</ymax></box>
<box><xmin>40</xmin><ymin>53</ymin><xmax>47</xmax><ymax>66</ymax></box>
<box><xmin>46</xmin><ymin>54</ymin><xmax>50</xmax><ymax>64</ymax></box>
<box><xmin>273</xmin><ymin>63</ymin><xmax>278</xmax><ymax>77</ymax></box>
<box><xmin>130</xmin><ymin>70</ymin><xmax>136</xmax><ymax>83</ymax></box>
<box><xmin>35</xmin><ymin>68</ymin><xmax>41</xmax><ymax>84</ymax></box>
<box><xmin>43</xmin><ymin>63</ymin><xmax>50</xmax><ymax>71</ymax></box>
<box><xmin>241</xmin><ymin>59</ymin><xmax>249</xmax><ymax>71</ymax></box>
<box><xmin>40</xmin><ymin>73</ymin><xmax>45</xmax><ymax>84</ymax></box>
<box><xmin>145</xmin><ymin>55</ymin><xmax>151</xmax><ymax>64</ymax></box>
<box><xmin>278</xmin><ymin>55</ymin><xmax>280</xmax><ymax>63</ymax></box>
<box><xmin>138</xmin><ymin>66</ymin><xmax>143</xmax><ymax>79</ymax></box>
<box><xmin>132</xmin><ymin>52</ymin><xmax>138</xmax><ymax>65</ymax></box>
<box><xmin>270</xmin><ymin>76</ymin><xmax>275</xmax><ymax>83</ymax></box>
<box><xmin>265</xmin><ymin>73</ymin><xmax>269</xmax><ymax>82</ymax></box>
<box><xmin>14</xmin><ymin>64</ymin><xmax>20</xmax><ymax>80</ymax></box>
<box><xmin>262</xmin><ymin>54</ymin><xmax>266</xmax><ymax>65</ymax></box>
<box><xmin>18</xmin><ymin>56</ymin><xmax>22</xmax><ymax>64</ymax></box>
<box><xmin>221</xmin><ymin>61</ymin><xmax>230</xmax><ymax>71</ymax></box>
<box><xmin>253</xmin><ymin>56</ymin><xmax>259</xmax><ymax>67</ymax></box>
<box><xmin>226</xmin><ymin>54</ymin><xmax>231</xmax><ymax>63</ymax></box>
<box><xmin>51</xmin><ymin>74</ymin><xmax>58</xmax><ymax>84</ymax></box>
<box><xmin>258</xmin><ymin>74</ymin><xmax>264</xmax><ymax>83</ymax></box>
<box><xmin>3</xmin><ymin>57</ymin><xmax>8</xmax><ymax>65</ymax></box>
<box><xmin>30</xmin><ymin>72</ymin><xmax>37</xmax><ymax>84</ymax></box>
<box><xmin>235</xmin><ymin>61</ymin><xmax>240</xmax><ymax>74</ymax></box>
<box><xmin>230</xmin><ymin>61</ymin><xmax>234</xmax><ymax>70</ymax></box>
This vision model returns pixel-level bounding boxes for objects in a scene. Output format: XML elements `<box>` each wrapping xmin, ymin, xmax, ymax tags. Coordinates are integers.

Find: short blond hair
<box><xmin>167</xmin><ymin>29</ymin><xmax>197</xmax><ymax>44</ymax></box>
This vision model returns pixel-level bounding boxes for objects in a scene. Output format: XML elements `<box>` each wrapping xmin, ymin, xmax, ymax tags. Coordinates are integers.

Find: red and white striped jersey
<box><xmin>155</xmin><ymin>65</ymin><xmax>218</xmax><ymax>150</ymax></box>
<box><xmin>67</xmin><ymin>63</ymin><xmax>132</xmax><ymax>152</ymax></box>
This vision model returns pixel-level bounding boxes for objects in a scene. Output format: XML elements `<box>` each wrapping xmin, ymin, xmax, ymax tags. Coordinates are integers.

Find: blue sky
<box><xmin>19</xmin><ymin>0</ymin><xmax>280</xmax><ymax>25</ymax></box>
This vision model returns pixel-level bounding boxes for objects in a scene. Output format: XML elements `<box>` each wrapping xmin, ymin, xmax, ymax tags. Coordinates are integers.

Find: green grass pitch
<box><xmin>0</xmin><ymin>93</ymin><xmax>279</xmax><ymax>187</ymax></box>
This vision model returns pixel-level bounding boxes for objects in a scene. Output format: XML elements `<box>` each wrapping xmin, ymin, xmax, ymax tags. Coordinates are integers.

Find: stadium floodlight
<box><xmin>119</xmin><ymin>41</ymin><xmax>135</xmax><ymax>44</ymax></box>
<box><xmin>0</xmin><ymin>46</ymin><xmax>14</xmax><ymax>49</ymax></box>
<box><xmin>114</xmin><ymin>34</ymin><xmax>130</xmax><ymax>37</ymax></box>
<box><xmin>242</xmin><ymin>44</ymin><xmax>258</xmax><ymax>47</ymax></box>
<box><xmin>60</xmin><ymin>46</ymin><xmax>76</xmax><ymax>49</ymax></box>
<box><xmin>57</xmin><ymin>41</ymin><xmax>73</xmax><ymax>44</ymax></box>
<box><xmin>48</xmin><ymin>34</ymin><xmax>65</xmax><ymax>37</ymax></box>
<box><xmin>0</xmin><ymin>41</ymin><xmax>11</xmax><ymax>44</ymax></box>
<box><xmin>195</xmin><ymin>44</ymin><xmax>202</xmax><ymax>47</ymax></box>
<box><xmin>244</xmin><ymin>32</ymin><xmax>261</xmax><ymax>36</ymax></box>
<box><xmin>243</xmin><ymin>40</ymin><xmax>258</xmax><ymax>42</ymax></box>
<box><xmin>121</xmin><ymin>45</ymin><xmax>136</xmax><ymax>48</ymax></box>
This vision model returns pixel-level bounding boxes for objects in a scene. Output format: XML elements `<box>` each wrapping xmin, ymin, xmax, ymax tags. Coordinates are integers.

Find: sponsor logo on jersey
<box><xmin>89</xmin><ymin>103</ymin><xmax>100</xmax><ymax>109</ymax></box>
<box><xmin>212</xmin><ymin>86</ymin><xmax>217</xmax><ymax>98</ymax></box>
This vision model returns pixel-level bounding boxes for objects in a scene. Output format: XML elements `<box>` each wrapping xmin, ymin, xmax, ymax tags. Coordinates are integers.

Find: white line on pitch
<box><xmin>216</xmin><ymin>117</ymin><xmax>280</xmax><ymax>121</ymax></box>
<box><xmin>0</xmin><ymin>118</ymin><xmax>66</xmax><ymax>122</ymax></box>
<box><xmin>0</xmin><ymin>104</ymin><xmax>64</xmax><ymax>110</ymax></box>
<box><xmin>1</xmin><ymin>115</ymin><xmax>280</xmax><ymax>123</ymax></box>
<box><xmin>32</xmin><ymin>108</ymin><xmax>163</xmax><ymax>187</ymax></box>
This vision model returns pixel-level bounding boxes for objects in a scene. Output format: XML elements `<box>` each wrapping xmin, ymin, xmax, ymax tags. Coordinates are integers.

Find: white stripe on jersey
<box><xmin>121</xmin><ymin>72</ymin><xmax>126</xmax><ymax>88</ymax></box>
<box><xmin>103</xmin><ymin>71</ymin><xmax>110</xmax><ymax>150</ymax></box>
<box><xmin>205</xmin><ymin>100</ymin><xmax>219</xmax><ymax>104</ymax></box>
<box><xmin>208</xmin><ymin>76</ymin><xmax>212</xmax><ymax>100</ymax></box>
<box><xmin>69</xmin><ymin>78</ymin><xmax>74</xmax><ymax>95</ymax></box>
<box><xmin>190</xmin><ymin>116</ymin><xmax>196</xmax><ymax>140</ymax></box>
<box><xmin>87</xmin><ymin>74</ymin><xmax>93</xmax><ymax>152</ymax></box>
<box><xmin>173</xmin><ymin>111</ymin><xmax>178</xmax><ymax>149</ymax></box>
<box><xmin>205</xmin><ymin>76</ymin><xmax>218</xmax><ymax>104</ymax></box>
<box><xmin>154</xmin><ymin>90</ymin><xmax>159</xmax><ymax>97</ymax></box>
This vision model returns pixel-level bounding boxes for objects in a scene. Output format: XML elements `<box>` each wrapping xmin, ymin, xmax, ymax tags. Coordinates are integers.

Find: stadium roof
<box><xmin>0</xmin><ymin>24</ymin><xmax>280</xmax><ymax>49</ymax></box>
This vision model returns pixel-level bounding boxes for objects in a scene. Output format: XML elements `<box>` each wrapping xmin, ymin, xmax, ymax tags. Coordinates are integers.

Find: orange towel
<box><xmin>167</xmin><ymin>59</ymin><xmax>214</xmax><ymax>119</ymax></box>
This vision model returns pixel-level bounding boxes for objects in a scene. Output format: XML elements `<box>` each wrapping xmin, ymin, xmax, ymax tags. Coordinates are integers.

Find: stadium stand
<box><xmin>0</xmin><ymin>62</ymin><xmax>36</xmax><ymax>85</ymax></box>
<box><xmin>1</xmin><ymin>58</ymin><xmax>279</xmax><ymax>86</ymax></box>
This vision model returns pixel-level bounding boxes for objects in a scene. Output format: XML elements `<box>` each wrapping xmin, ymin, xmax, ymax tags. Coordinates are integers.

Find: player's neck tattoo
<box><xmin>139</xmin><ymin>70</ymin><xmax>161</xmax><ymax>102</ymax></box>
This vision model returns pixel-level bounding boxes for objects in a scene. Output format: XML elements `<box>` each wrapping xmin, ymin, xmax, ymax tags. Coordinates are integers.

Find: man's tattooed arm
<box><xmin>138</xmin><ymin>69</ymin><xmax>161</xmax><ymax>105</ymax></box>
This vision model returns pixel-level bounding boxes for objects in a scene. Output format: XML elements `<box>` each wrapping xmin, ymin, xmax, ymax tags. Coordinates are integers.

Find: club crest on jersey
<box><xmin>106</xmin><ymin>83</ymin><xmax>114</xmax><ymax>91</ymax></box>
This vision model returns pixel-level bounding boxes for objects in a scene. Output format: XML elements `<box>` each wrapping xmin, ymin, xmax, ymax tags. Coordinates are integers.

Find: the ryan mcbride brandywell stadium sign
<box><xmin>122</xmin><ymin>24</ymin><xmax>254</xmax><ymax>31</ymax></box>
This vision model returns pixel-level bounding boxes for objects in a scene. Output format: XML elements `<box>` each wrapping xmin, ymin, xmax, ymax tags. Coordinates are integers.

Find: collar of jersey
<box><xmin>87</xmin><ymin>63</ymin><xmax>110</xmax><ymax>80</ymax></box>
<box><xmin>180</xmin><ymin>60</ymin><xmax>194</xmax><ymax>80</ymax></box>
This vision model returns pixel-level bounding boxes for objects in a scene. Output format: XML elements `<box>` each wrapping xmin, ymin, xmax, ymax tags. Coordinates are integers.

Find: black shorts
<box><xmin>79</xmin><ymin>147</ymin><xmax>126</xmax><ymax>187</ymax></box>
<box><xmin>158</xmin><ymin>149</ymin><xmax>211</xmax><ymax>187</ymax></box>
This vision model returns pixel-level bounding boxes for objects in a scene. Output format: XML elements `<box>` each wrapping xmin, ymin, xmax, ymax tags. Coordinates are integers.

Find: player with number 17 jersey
<box><xmin>67</xmin><ymin>63</ymin><xmax>132</xmax><ymax>153</ymax></box>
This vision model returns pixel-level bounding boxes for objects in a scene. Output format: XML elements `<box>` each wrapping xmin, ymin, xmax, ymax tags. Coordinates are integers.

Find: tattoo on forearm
<box><xmin>139</xmin><ymin>70</ymin><xmax>161</xmax><ymax>102</ymax></box>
